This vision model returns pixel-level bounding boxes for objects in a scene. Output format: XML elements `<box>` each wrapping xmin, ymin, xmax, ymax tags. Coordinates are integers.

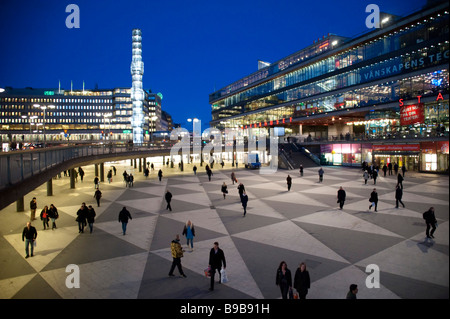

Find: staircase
<box><xmin>278</xmin><ymin>143</ymin><xmax>320</xmax><ymax>169</ymax></box>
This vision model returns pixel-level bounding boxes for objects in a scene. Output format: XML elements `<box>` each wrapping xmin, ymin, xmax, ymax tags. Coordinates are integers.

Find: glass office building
<box><xmin>209</xmin><ymin>1</ymin><xmax>449</xmax><ymax>172</ymax></box>
<box><xmin>0</xmin><ymin>86</ymin><xmax>163</xmax><ymax>145</ymax></box>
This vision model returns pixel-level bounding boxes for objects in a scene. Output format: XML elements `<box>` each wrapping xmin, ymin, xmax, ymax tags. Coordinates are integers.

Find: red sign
<box><xmin>400</xmin><ymin>103</ymin><xmax>424</xmax><ymax>126</ymax></box>
<box><xmin>373</xmin><ymin>144</ymin><xmax>420</xmax><ymax>152</ymax></box>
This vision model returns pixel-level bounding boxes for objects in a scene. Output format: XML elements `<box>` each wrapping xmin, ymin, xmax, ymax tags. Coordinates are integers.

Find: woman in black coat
<box><xmin>294</xmin><ymin>262</ymin><xmax>311</xmax><ymax>299</ymax></box>
<box><xmin>275</xmin><ymin>261</ymin><xmax>292</xmax><ymax>299</ymax></box>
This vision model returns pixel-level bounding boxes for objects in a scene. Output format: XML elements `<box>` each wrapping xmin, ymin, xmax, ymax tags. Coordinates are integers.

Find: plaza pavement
<box><xmin>0</xmin><ymin>160</ymin><xmax>448</xmax><ymax>299</ymax></box>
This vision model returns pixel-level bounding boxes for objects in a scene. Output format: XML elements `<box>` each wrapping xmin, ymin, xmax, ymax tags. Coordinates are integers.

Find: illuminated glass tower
<box><xmin>130</xmin><ymin>28</ymin><xmax>145</xmax><ymax>144</ymax></box>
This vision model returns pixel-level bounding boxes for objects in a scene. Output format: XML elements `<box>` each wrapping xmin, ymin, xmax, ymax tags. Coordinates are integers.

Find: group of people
<box><xmin>29</xmin><ymin>197</ymin><xmax>59</xmax><ymax>230</ymax></box>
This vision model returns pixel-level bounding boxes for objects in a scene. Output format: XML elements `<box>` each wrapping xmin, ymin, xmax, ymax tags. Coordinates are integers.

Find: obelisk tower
<box><xmin>131</xmin><ymin>29</ymin><xmax>145</xmax><ymax>144</ymax></box>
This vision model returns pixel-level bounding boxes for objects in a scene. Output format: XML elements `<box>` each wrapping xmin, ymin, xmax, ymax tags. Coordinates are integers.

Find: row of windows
<box><xmin>213</xmin><ymin>43</ymin><xmax>449</xmax><ymax>113</ymax></box>
<box><xmin>213</xmin><ymin>70</ymin><xmax>449</xmax><ymax>128</ymax></box>
<box><xmin>212</xmin><ymin>11</ymin><xmax>449</xmax><ymax>104</ymax></box>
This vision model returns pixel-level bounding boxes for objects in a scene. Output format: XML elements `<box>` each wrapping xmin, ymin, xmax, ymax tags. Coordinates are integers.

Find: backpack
<box><xmin>423</xmin><ymin>211</ymin><xmax>429</xmax><ymax>220</ymax></box>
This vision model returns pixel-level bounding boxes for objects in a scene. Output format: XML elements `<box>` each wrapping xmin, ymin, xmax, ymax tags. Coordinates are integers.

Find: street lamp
<box><xmin>33</xmin><ymin>104</ymin><xmax>55</xmax><ymax>147</ymax></box>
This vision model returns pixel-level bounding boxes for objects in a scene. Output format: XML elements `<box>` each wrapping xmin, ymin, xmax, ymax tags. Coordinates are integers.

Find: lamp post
<box><xmin>33</xmin><ymin>104</ymin><xmax>55</xmax><ymax>147</ymax></box>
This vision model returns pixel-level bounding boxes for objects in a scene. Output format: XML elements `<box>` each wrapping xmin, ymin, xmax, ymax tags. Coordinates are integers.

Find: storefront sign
<box><xmin>373</xmin><ymin>144</ymin><xmax>420</xmax><ymax>152</ymax></box>
<box><xmin>400</xmin><ymin>103</ymin><xmax>424</xmax><ymax>126</ymax></box>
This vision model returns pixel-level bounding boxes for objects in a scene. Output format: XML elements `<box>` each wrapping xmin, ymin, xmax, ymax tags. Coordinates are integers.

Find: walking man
<box><xmin>388</xmin><ymin>162</ymin><xmax>393</xmax><ymax>175</ymax></box>
<box><xmin>299</xmin><ymin>165</ymin><xmax>304</xmax><ymax>177</ymax></box>
<box><xmin>286</xmin><ymin>175</ymin><xmax>292</xmax><ymax>191</ymax></box>
<box><xmin>221</xmin><ymin>182</ymin><xmax>228</xmax><ymax>199</ymax></box>
<box><xmin>118</xmin><ymin>207</ymin><xmax>132</xmax><ymax>235</ymax></box>
<box><xmin>22</xmin><ymin>222</ymin><xmax>37</xmax><ymax>258</ymax></box>
<box><xmin>382</xmin><ymin>164</ymin><xmax>387</xmax><ymax>177</ymax></box>
<box><xmin>94</xmin><ymin>189</ymin><xmax>102</xmax><ymax>207</ymax></box>
<box><xmin>86</xmin><ymin>205</ymin><xmax>96</xmax><ymax>234</ymax></box>
<box><xmin>168</xmin><ymin>234</ymin><xmax>187</xmax><ymax>278</ymax></box>
<box><xmin>158</xmin><ymin>169</ymin><xmax>163</xmax><ymax>182</ymax></box>
<box><xmin>337</xmin><ymin>186</ymin><xmax>346</xmax><ymax>210</ymax></box>
<box><xmin>165</xmin><ymin>190</ymin><xmax>173</xmax><ymax>211</ymax></box>
<box><xmin>369</xmin><ymin>188</ymin><xmax>378</xmax><ymax>212</ymax></box>
<box><xmin>241</xmin><ymin>191</ymin><xmax>248</xmax><ymax>217</ymax></box>
<box><xmin>423</xmin><ymin>207</ymin><xmax>437</xmax><ymax>239</ymax></box>
<box><xmin>76</xmin><ymin>203</ymin><xmax>88</xmax><ymax>233</ymax></box>
<box><xmin>318</xmin><ymin>167</ymin><xmax>324</xmax><ymax>183</ymax></box>
<box><xmin>372</xmin><ymin>169</ymin><xmax>378</xmax><ymax>185</ymax></box>
<box><xmin>193</xmin><ymin>165</ymin><xmax>197</xmax><ymax>175</ymax></box>
<box><xmin>237</xmin><ymin>183</ymin><xmax>246</xmax><ymax>200</ymax></box>
<box><xmin>397</xmin><ymin>173</ymin><xmax>404</xmax><ymax>189</ymax></box>
<box><xmin>395</xmin><ymin>185</ymin><xmax>405</xmax><ymax>208</ymax></box>
<box><xmin>30</xmin><ymin>197</ymin><xmax>37</xmax><ymax>221</ymax></box>
<box><xmin>208</xmin><ymin>241</ymin><xmax>226</xmax><ymax>291</ymax></box>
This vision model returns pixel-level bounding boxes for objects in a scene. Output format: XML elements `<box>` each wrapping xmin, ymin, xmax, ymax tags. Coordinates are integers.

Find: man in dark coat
<box><xmin>397</xmin><ymin>173</ymin><xmax>404</xmax><ymax>189</ymax></box>
<box><xmin>369</xmin><ymin>188</ymin><xmax>378</xmax><ymax>212</ymax></box>
<box><xmin>158</xmin><ymin>169</ymin><xmax>163</xmax><ymax>182</ymax></box>
<box><xmin>423</xmin><ymin>207</ymin><xmax>437</xmax><ymax>239</ymax></box>
<box><xmin>22</xmin><ymin>222</ymin><xmax>37</xmax><ymax>258</ymax></box>
<box><xmin>241</xmin><ymin>192</ymin><xmax>248</xmax><ymax>217</ymax></box>
<box><xmin>372</xmin><ymin>169</ymin><xmax>378</xmax><ymax>185</ymax></box>
<box><xmin>382</xmin><ymin>164</ymin><xmax>387</xmax><ymax>177</ymax></box>
<box><xmin>165</xmin><ymin>190</ymin><xmax>173</xmax><ymax>211</ymax></box>
<box><xmin>388</xmin><ymin>162</ymin><xmax>393</xmax><ymax>175</ymax></box>
<box><xmin>337</xmin><ymin>186</ymin><xmax>346</xmax><ymax>210</ymax></box>
<box><xmin>395</xmin><ymin>185</ymin><xmax>405</xmax><ymax>208</ymax></box>
<box><xmin>237</xmin><ymin>183</ymin><xmax>246</xmax><ymax>200</ymax></box>
<box><xmin>76</xmin><ymin>203</ymin><xmax>89</xmax><ymax>233</ymax></box>
<box><xmin>118</xmin><ymin>207</ymin><xmax>132</xmax><ymax>235</ymax></box>
<box><xmin>286</xmin><ymin>175</ymin><xmax>292</xmax><ymax>191</ymax></box>
<box><xmin>208</xmin><ymin>242</ymin><xmax>226</xmax><ymax>291</ymax></box>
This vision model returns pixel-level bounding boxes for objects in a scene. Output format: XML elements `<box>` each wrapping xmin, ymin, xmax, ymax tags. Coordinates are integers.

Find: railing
<box><xmin>0</xmin><ymin>143</ymin><xmax>175</xmax><ymax>190</ymax></box>
<box><xmin>299</xmin><ymin>146</ymin><xmax>321</xmax><ymax>165</ymax></box>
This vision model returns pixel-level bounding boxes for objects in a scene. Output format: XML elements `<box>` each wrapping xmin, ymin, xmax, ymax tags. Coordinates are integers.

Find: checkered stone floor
<box><xmin>0</xmin><ymin>161</ymin><xmax>448</xmax><ymax>299</ymax></box>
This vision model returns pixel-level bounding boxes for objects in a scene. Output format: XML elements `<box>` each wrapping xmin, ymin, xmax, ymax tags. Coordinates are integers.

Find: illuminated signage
<box><xmin>44</xmin><ymin>91</ymin><xmax>54</xmax><ymax>95</ymax></box>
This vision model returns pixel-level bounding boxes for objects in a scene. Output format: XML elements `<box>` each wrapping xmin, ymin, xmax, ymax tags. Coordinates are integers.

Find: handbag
<box><xmin>220</xmin><ymin>268</ymin><xmax>228</xmax><ymax>283</ymax></box>
<box><xmin>204</xmin><ymin>267</ymin><xmax>211</xmax><ymax>277</ymax></box>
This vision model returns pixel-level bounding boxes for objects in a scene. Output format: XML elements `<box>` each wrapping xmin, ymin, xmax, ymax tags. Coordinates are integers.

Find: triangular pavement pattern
<box><xmin>263</xmin><ymin>192</ymin><xmax>331</xmax><ymax>208</ymax></box>
<box><xmin>161</xmin><ymin>208</ymin><xmax>229</xmax><ymax>236</ymax></box>
<box><xmin>40</xmin><ymin>252</ymin><xmax>149</xmax><ymax>298</ymax></box>
<box><xmin>355</xmin><ymin>239</ymin><xmax>449</xmax><ymax>287</ymax></box>
<box><xmin>151</xmin><ymin>235</ymin><xmax>264</xmax><ymax>299</ymax></box>
<box><xmin>3</xmin><ymin>226</ymin><xmax>80</xmax><ymax>273</ymax></box>
<box><xmin>116</xmin><ymin>198</ymin><xmax>164</xmax><ymax>214</ymax></box>
<box><xmin>95</xmin><ymin>215</ymin><xmax>159</xmax><ymax>251</ymax></box>
<box><xmin>0</xmin><ymin>274</ymin><xmax>37</xmax><ymax>299</ymax></box>
<box><xmin>232</xmin><ymin>220</ymin><xmax>350</xmax><ymax>264</ymax></box>
<box><xmin>307</xmin><ymin>265</ymin><xmax>401</xmax><ymax>299</ymax></box>
<box><xmin>292</xmin><ymin>210</ymin><xmax>404</xmax><ymax>238</ymax></box>
<box><xmin>299</xmin><ymin>185</ymin><xmax>364</xmax><ymax>199</ymax></box>
<box><xmin>216</xmin><ymin>198</ymin><xmax>286</xmax><ymax>220</ymax></box>
<box><xmin>379</xmin><ymin>192</ymin><xmax>449</xmax><ymax>206</ymax></box>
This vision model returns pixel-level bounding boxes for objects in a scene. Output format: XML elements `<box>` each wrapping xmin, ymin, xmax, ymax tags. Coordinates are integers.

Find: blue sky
<box><xmin>0</xmin><ymin>0</ymin><xmax>426</xmax><ymax>130</ymax></box>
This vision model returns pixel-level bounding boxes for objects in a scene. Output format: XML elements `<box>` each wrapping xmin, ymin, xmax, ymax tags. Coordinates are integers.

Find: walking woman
<box><xmin>40</xmin><ymin>206</ymin><xmax>50</xmax><ymax>230</ymax></box>
<box><xmin>275</xmin><ymin>261</ymin><xmax>292</xmax><ymax>299</ymax></box>
<box><xmin>182</xmin><ymin>220</ymin><xmax>195</xmax><ymax>251</ymax></box>
<box><xmin>294</xmin><ymin>262</ymin><xmax>311</xmax><ymax>299</ymax></box>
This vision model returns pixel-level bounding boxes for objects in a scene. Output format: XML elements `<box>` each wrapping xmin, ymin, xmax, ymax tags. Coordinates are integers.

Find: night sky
<box><xmin>0</xmin><ymin>0</ymin><xmax>426</xmax><ymax>130</ymax></box>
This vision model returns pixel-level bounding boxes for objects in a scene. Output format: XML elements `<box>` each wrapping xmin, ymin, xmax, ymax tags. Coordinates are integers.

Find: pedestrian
<box><xmin>346</xmin><ymin>284</ymin><xmax>358</xmax><ymax>299</ymax></box>
<box><xmin>76</xmin><ymin>203</ymin><xmax>88</xmax><ymax>233</ymax></box>
<box><xmin>86</xmin><ymin>205</ymin><xmax>96</xmax><ymax>234</ymax></box>
<box><xmin>29</xmin><ymin>197</ymin><xmax>37</xmax><ymax>221</ymax></box>
<box><xmin>231</xmin><ymin>171</ymin><xmax>237</xmax><ymax>185</ymax></box>
<box><xmin>221</xmin><ymin>182</ymin><xmax>228</xmax><ymax>199</ymax></box>
<box><xmin>363</xmin><ymin>170</ymin><xmax>369</xmax><ymax>185</ymax></box>
<box><xmin>112</xmin><ymin>166</ymin><xmax>116</xmax><ymax>175</ymax></box>
<box><xmin>144</xmin><ymin>167</ymin><xmax>149</xmax><ymax>177</ymax></box>
<box><xmin>182</xmin><ymin>220</ymin><xmax>195</xmax><ymax>251</ymax></box>
<box><xmin>237</xmin><ymin>183</ymin><xmax>245</xmax><ymax>200</ymax></box>
<box><xmin>94</xmin><ymin>189</ymin><xmax>102</xmax><ymax>207</ymax></box>
<box><xmin>22</xmin><ymin>222</ymin><xmax>37</xmax><ymax>258</ymax></box>
<box><xmin>299</xmin><ymin>165</ymin><xmax>304</xmax><ymax>177</ymax></box>
<box><xmin>40</xmin><ymin>205</ymin><xmax>50</xmax><ymax>230</ymax></box>
<box><xmin>423</xmin><ymin>207</ymin><xmax>437</xmax><ymax>239</ymax></box>
<box><xmin>318</xmin><ymin>167</ymin><xmax>324</xmax><ymax>183</ymax></box>
<box><xmin>123</xmin><ymin>171</ymin><xmax>128</xmax><ymax>184</ymax></box>
<box><xmin>402</xmin><ymin>164</ymin><xmax>406</xmax><ymax>177</ymax></box>
<box><xmin>79</xmin><ymin>167</ymin><xmax>84</xmax><ymax>182</ymax></box>
<box><xmin>208</xmin><ymin>241</ymin><xmax>226</xmax><ymax>291</ymax></box>
<box><xmin>369</xmin><ymin>188</ymin><xmax>378</xmax><ymax>212</ymax></box>
<box><xmin>276</xmin><ymin>261</ymin><xmax>293</xmax><ymax>299</ymax></box>
<box><xmin>207</xmin><ymin>168</ymin><xmax>213</xmax><ymax>181</ymax></box>
<box><xmin>158</xmin><ymin>169</ymin><xmax>163</xmax><ymax>182</ymax></box>
<box><xmin>94</xmin><ymin>176</ymin><xmax>100</xmax><ymax>189</ymax></box>
<box><xmin>397</xmin><ymin>173</ymin><xmax>404</xmax><ymax>189</ymax></box>
<box><xmin>372</xmin><ymin>169</ymin><xmax>378</xmax><ymax>185</ymax></box>
<box><xmin>107</xmin><ymin>170</ymin><xmax>113</xmax><ymax>183</ymax></box>
<box><xmin>168</xmin><ymin>234</ymin><xmax>187</xmax><ymax>278</ymax></box>
<box><xmin>294</xmin><ymin>262</ymin><xmax>311</xmax><ymax>300</ymax></box>
<box><xmin>394</xmin><ymin>162</ymin><xmax>399</xmax><ymax>176</ymax></box>
<box><xmin>193</xmin><ymin>165</ymin><xmax>197</xmax><ymax>175</ymax></box>
<box><xmin>388</xmin><ymin>162</ymin><xmax>393</xmax><ymax>175</ymax></box>
<box><xmin>241</xmin><ymin>191</ymin><xmax>248</xmax><ymax>217</ymax></box>
<box><xmin>337</xmin><ymin>186</ymin><xmax>346</xmax><ymax>210</ymax></box>
<box><xmin>382</xmin><ymin>164</ymin><xmax>387</xmax><ymax>177</ymax></box>
<box><xmin>118</xmin><ymin>207</ymin><xmax>132</xmax><ymax>235</ymax></box>
<box><xmin>165</xmin><ymin>190</ymin><xmax>173</xmax><ymax>211</ymax></box>
<box><xmin>48</xmin><ymin>204</ymin><xmax>59</xmax><ymax>230</ymax></box>
<box><xmin>286</xmin><ymin>175</ymin><xmax>292</xmax><ymax>191</ymax></box>
<box><xmin>151</xmin><ymin>163</ymin><xmax>154</xmax><ymax>171</ymax></box>
<box><xmin>128</xmin><ymin>174</ymin><xmax>134</xmax><ymax>187</ymax></box>
<box><xmin>395</xmin><ymin>185</ymin><xmax>405</xmax><ymax>208</ymax></box>
<box><xmin>221</xmin><ymin>160</ymin><xmax>225</xmax><ymax>168</ymax></box>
